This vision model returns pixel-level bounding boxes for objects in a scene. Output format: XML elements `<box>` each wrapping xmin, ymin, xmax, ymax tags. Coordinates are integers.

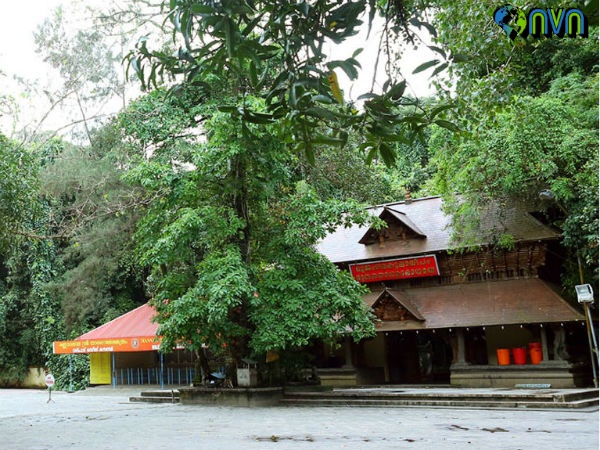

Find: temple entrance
<box><xmin>385</xmin><ymin>331</ymin><xmax>452</xmax><ymax>384</ymax></box>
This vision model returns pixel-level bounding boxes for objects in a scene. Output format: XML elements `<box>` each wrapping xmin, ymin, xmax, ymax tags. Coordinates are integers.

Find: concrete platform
<box><xmin>281</xmin><ymin>385</ymin><xmax>599</xmax><ymax>410</ymax></box>
<box><xmin>116</xmin><ymin>383</ymin><xmax>600</xmax><ymax>410</ymax></box>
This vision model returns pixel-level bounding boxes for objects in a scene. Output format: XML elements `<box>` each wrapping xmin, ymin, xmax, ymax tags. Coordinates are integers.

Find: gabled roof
<box><xmin>53</xmin><ymin>303</ymin><xmax>161</xmax><ymax>354</ymax></box>
<box><xmin>368</xmin><ymin>279</ymin><xmax>584</xmax><ymax>331</ymax></box>
<box><xmin>383</xmin><ymin>207</ymin><xmax>427</xmax><ymax>237</ymax></box>
<box><xmin>317</xmin><ymin>196</ymin><xmax>560</xmax><ymax>264</ymax></box>
<box><xmin>76</xmin><ymin>303</ymin><xmax>158</xmax><ymax>340</ymax></box>
<box><xmin>370</xmin><ymin>288</ymin><xmax>425</xmax><ymax>321</ymax></box>
<box><xmin>358</xmin><ymin>206</ymin><xmax>426</xmax><ymax>244</ymax></box>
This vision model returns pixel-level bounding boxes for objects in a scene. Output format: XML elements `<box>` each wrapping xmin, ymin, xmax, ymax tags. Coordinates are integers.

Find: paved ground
<box><xmin>1</xmin><ymin>387</ymin><xmax>598</xmax><ymax>450</ymax></box>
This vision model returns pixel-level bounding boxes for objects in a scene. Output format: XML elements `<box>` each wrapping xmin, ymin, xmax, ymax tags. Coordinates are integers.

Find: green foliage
<box><xmin>428</xmin><ymin>1</ymin><xmax>598</xmax><ymax>130</ymax></box>
<box><xmin>126</xmin><ymin>0</ymin><xmax>449</xmax><ymax>165</ymax></box>
<box><xmin>429</xmin><ymin>74</ymin><xmax>598</xmax><ymax>278</ymax></box>
<box><xmin>0</xmin><ymin>238</ymin><xmax>63</xmax><ymax>381</ymax></box>
<box><xmin>38</xmin><ymin>128</ymin><xmax>147</xmax><ymax>331</ymax></box>
<box><xmin>250</xmin><ymin>249</ymin><xmax>374</xmax><ymax>353</ymax></box>
<box><xmin>0</xmin><ymin>135</ymin><xmax>40</xmax><ymax>249</ymax></box>
<box><xmin>422</xmin><ymin>0</ymin><xmax>598</xmax><ymax>281</ymax></box>
<box><xmin>120</xmin><ymin>84</ymin><xmax>377</xmax><ymax>374</ymax></box>
<box><xmin>51</xmin><ymin>354</ymin><xmax>90</xmax><ymax>392</ymax></box>
<box><xmin>0</xmin><ymin>123</ymin><xmax>148</xmax><ymax>388</ymax></box>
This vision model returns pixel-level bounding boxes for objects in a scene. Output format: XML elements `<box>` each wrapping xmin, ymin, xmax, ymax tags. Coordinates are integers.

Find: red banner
<box><xmin>53</xmin><ymin>336</ymin><xmax>162</xmax><ymax>354</ymax></box>
<box><xmin>350</xmin><ymin>255</ymin><xmax>439</xmax><ymax>283</ymax></box>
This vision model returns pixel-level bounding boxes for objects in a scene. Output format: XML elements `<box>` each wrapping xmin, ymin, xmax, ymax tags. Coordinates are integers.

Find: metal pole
<box><xmin>578</xmin><ymin>255</ymin><xmax>598</xmax><ymax>388</ymax></box>
<box><xmin>69</xmin><ymin>355</ymin><xmax>73</xmax><ymax>393</ymax></box>
<box><xmin>112</xmin><ymin>353</ymin><xmax>117</xmax><ymax>389</ymax></box>
<box><xmin>584</xmin><ymin>302</ymin><xmax>599</xmax><ymax>387</ymax></box>
<box><xmin>160</xmin><ymin>353</ymin><xmax>165</xmax><ymax>390</ymax></box>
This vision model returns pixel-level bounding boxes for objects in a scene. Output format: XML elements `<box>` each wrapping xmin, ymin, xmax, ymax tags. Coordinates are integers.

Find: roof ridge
<box><xmin>370</xmin><ymin>195</ymin><xmax>441</xmax><ymax>210</ymax></box>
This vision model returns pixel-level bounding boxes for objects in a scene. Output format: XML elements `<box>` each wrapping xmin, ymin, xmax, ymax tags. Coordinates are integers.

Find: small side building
<box><xmin>53</xmin><ymin>303</ymin><xmax>196</xmax><ymax>387</ymax></box>
<box><xmin>316</xmin><ymin>196</ymin><xmax>590</xmax><ymax>388</ymax></box>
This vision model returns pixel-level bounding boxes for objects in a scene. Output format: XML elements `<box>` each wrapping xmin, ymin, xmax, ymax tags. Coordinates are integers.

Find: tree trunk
<box><xmin>194</xmin><ymin>348</ymin><xmax>212</xmax><ymax>385</ymax></box>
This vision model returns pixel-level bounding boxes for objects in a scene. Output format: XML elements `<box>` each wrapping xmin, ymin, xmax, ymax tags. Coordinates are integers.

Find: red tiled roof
<box><xmin>76</xmin><ymin>303</ymin><xmax>158</xmax><ymax>340</ymax></box>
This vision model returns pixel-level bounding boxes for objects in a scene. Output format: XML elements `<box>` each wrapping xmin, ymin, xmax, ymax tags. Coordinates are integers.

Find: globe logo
<box><xmin>494</xmin><ymin>5</ymin><xmax>528</xmax><ymax>40</ymax></box>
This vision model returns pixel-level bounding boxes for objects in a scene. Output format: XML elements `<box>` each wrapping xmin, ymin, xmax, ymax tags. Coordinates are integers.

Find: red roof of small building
<box><xmin>76</xmin><ymin>303</ymin><xmax>159</xmax><ymax>340</ymax></box>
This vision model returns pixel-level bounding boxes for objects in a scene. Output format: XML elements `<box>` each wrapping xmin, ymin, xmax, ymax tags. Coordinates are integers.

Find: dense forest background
<box><xmin>0</xmin><ymin>0</ymin><xmax>597</xmax><ymax>388</ymax></box>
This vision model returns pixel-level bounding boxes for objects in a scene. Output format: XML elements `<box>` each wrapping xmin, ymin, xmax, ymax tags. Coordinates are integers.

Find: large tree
<box><xmin>120</xmin><ymin>0</ymin><xmax>452</xmax><ymax>381</ymax></box>
<box><xmin>120</xmin><ymin>86</ymin><xmax>377</xmax><ymax>379</ymax></box>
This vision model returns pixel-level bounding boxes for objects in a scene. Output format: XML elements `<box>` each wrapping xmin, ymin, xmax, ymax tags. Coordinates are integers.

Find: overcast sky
<box><xmin>1</xmin><ymin>1</ymin><xmax>66</xmax><ymax>77</ymax></box>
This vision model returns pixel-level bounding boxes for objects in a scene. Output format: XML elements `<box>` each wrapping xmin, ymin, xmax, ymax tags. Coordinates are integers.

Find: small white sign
<box><xmin>45</xmin><ymin>374</ymin><xmax>55</xmax><ymax>388</ymax></box>
<box><xmin>575</xmin><ymin>284</ymin><xmax>594</xmax><ymax>303</ymax></box>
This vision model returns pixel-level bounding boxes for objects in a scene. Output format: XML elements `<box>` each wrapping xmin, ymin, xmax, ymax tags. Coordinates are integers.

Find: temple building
<box><xmin>314</xmin><ymin>196</ymin><xmax>590</xmax><ymax>388</ymax></box>
<box><xmin>53</xmin><ymin>195</ymin><xmax>592</xmax><ymax>389</ymax></box>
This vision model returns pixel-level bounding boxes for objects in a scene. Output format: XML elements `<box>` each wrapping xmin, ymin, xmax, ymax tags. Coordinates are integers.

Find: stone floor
<box><xmin>1</xmin><ymin>387</ymin><xmax>598</xmax><ymax>449</ymax></box>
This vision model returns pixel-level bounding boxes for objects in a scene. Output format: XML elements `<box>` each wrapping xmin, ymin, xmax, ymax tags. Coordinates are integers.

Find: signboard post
<box><xmin>45</xmin><ymin>373</ymin><xmax>55</xmax><ymax>403</ymax></box>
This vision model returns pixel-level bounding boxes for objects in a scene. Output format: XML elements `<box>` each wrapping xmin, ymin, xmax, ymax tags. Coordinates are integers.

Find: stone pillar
<box><xmin>455</xmin><ymin>329</ymin><xmax>468</xmax><ymax>365</ymax></box>
<box><xmin>540</xmin><ymin>326</ymin><xmax>550</xmax><ymax>361</ymax></box>
<box><xmin>342</xmin><ymin>336</ymin><xmax>353</xmax><ymax>369</ymax></box>
<box><xmin>383</xmin><ymin>334</ymin><xmax>390</xmax><ymax>383</ymax></box>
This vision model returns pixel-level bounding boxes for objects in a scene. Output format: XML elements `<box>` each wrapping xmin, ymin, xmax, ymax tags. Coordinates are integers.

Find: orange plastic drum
<box><xmin>530</xmin><ymin>347</ymin><xmax>543</xmax><ymax>364</ymax></box>
<box><xmin>497</xmin><ymin>348</ymin><xmax>511</xmax><ymax>365</ymax></box>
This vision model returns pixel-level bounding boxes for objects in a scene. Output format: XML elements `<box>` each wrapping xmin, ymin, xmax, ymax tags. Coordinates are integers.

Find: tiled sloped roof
<box><xmin>316</xmin><ymin>196</ymin><xmax>560</xmax><ymax>264</ymax></box>
<box><xmin>76</xmin><ymin>303</ymin><xmax>158</xmax><ymax>340</ymax></box>
<box><xmin>371</xmin><ymin>278</ymin><xmax>584</xmax><ymax>331</ymax></box>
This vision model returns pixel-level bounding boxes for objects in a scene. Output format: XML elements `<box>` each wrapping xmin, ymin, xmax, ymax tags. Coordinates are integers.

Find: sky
<box><xmin>0</xmin><ymin>1</ymin><xmax>63</xmax><ymax>71</ymax></box>
<box><xmin>0</xmin><ymin>0</ymin><xmax>93</xmax><ymax>136</ymax></box>
<box><xmin>0</xmin><ymin>1</ymin><xmax>436</xmax><ymax>139</ymax></box>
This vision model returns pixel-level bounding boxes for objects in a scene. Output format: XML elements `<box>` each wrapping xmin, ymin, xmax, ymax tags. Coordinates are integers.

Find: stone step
<box><xmin>280</xmin><ymin>388</ymin><xmax>599</xmax><ymax>410</ymax></box>
<box><xmin>140</xmin><ymin>390</ymin><xmax>180</xmax><ymax>398</ymax></box>
<box><xmin>129</xmin><ymin>389</ymin><xmax>180</xmax><ymax>404</ymax></box>
<box><xmin>283</xmin><ymin>391</ymin><xmax>594</xmax><ymax>403</ymax></box>
<box><xmin>280</xmin><ymin>396</ymin><xmax>599</xmax><ymax>409</ymax></box>
<box><xmin>130</xmin><ymin>395</ymin><xmax>180</xmax><ymax>404</ymax></box>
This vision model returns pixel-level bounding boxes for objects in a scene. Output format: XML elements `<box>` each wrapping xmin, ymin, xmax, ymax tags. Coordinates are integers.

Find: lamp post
<box><xmin>575</xmin><ymin>283</ymin><xmax>599</xmax><ymax>388</ymax></box>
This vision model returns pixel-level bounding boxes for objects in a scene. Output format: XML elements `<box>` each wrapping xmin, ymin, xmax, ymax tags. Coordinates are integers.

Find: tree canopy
<box><xmin>0</xmin><ymin>0</ymin><xmax>597</xmax><ymax>387</ymax></box>
<box><xmin>128</xmin><ymin>0</ymin><xmax>454</xmax><ymax>165</ymax></box>
<box><xmin>425</xmin><ymin>0</ymin><xmax>599</xmax><ymax>283</ymax></box>
<box><xmin>120</xmin><ymin>86</ymin><xmax>377</xmax><ymax>372</ymax></box>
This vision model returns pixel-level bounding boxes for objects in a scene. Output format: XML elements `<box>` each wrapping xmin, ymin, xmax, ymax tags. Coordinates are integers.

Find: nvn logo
<box><xmin>493</xmin><ymin>5</ymin><xmax>588</xmax><ymax>40</ymax></box>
